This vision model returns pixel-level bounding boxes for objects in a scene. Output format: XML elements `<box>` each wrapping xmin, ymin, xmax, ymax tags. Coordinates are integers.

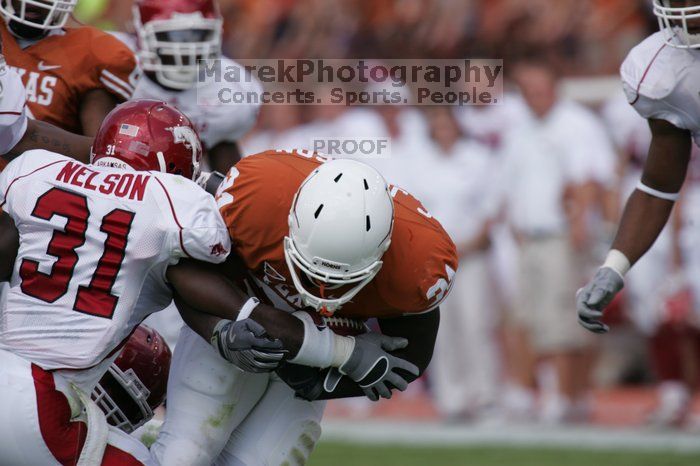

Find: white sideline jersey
<box><xmin>621</xmin><ymin>31</ymin><xmax>700</xmax><ymax>146</ymax></box>
<box><xmin>0</xmin><ymin>57</ymin><xmax>28</xmax><ymax>155</ymax></box>
<box><xmin>0</xmin><ymin>151</ymin><xmax>230</xmax><ymax>370</ymax></box>
<box><xmin>112</xmin><ymin>32</ymin><xmax>261</xmax><ymax>149</ymax></box>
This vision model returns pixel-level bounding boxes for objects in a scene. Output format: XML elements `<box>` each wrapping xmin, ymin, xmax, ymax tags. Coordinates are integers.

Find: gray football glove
<box><xmin>211</xmin><ymin>318</ymin><xmax>287</xmax><ymax>372</ymax></box>
<box><xmin>339</xmin><ymin>333</ymin><xmax>420</xmax><ymax>401</ymax></box>
<box><xmin>576</xmin><ymin>267</ymin><xmax>624</xmax><ymax>334</ymax></box>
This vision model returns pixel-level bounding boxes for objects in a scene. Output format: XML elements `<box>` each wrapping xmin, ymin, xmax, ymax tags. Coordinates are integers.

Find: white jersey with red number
<box><xmin>0</xmin><ymin>58</ymin><xmax>28</xmax><ymax>155</ymax></box>
<box><xmin>0</xmin><ymin>150</ymin><xmax>230</xmax><ymax>370</ymax></box>
<box><xmin>112</xmin><ymin>32</ymin><xmax>261</xmax><ymax>150</ymax></box>
<box><xmin>621</xmin><ymin>31</ymin><xmax>700</xmax><ymax>146</ymax></box>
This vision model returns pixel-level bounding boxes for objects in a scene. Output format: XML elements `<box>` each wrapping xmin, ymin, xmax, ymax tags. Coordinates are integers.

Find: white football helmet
<box><xmin>654</xmin><ymin>0</ymin><xmax>700</xmax><ymax>49</ymax></box>
<box><xmin>133</xmin><ymin>0</ymin><xmax>223</xmax><ymax>90</ymax></box>
<box><xmin>284</xmin><ymin>159</ymin><xmax>394</xmax><ymax>314</ymax></box>
<box><xmin>0</xmin><ymin>0</ymin><xmax>76</xmax><ymax>33</ymax></box>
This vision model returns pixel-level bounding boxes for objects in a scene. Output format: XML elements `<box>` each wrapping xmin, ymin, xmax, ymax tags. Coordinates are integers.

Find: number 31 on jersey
<box><xmin>20</xmin><ymin>187</ymin><xmax>134</xmax><ymax>319</ymax></box>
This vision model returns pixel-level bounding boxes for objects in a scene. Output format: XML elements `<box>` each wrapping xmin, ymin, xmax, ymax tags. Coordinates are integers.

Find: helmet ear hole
<box><xmin>314</xmin><ymin>204</ymin><xmax>324</xmax><ymax>219</ymax></box>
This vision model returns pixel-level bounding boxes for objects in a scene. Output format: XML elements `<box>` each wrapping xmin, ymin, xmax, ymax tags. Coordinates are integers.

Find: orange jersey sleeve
<box><xmin>216</xmin><ymin>150</ymin><xmax>325</xmax><ymax>269</ymax></box>
<box><xmin>85</xmin><ymin>27</ymin><xmax>138</xmax><ymax>102</ymax></box>
<box><xmin>372</xmin><ymin>186</ymin><xmax>459</xmax><ymax>315</ymax></box>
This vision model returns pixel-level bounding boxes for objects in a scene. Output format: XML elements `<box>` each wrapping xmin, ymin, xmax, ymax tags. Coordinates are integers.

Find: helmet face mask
<box><xmin>654</xmin><ymin>0</ymin><xmax>700</xmax><ymax>49</ymax></box>
<box><xmin>92</xmin><ymin>366</ymin><xmax>153</xmax><ymax>434</ymax></box>
<box><xmin>283</xmin><ymin>159</ymin><xmax>394</xmax><ymax>315</ymax></box>
<box><xmin>0</xmin><ymin>0</ymin><xmax>77</xmax><ymax>39</ymax></box>
<box><xmin>134</xmin><ymin>2</ymin><xmax>222</xmax><ymax>91</ymax></box>
<box><xmin>92</xmin><ymin>325</ymin><xmax>171</xmax><ymax>434</ymax></box>
<box><xmin>284</xmin><ymin>235</ymin><xmax>385</xmax><ymax>314</ymax></box>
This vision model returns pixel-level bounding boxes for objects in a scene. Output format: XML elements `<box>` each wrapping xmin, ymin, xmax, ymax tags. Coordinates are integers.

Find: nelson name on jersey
<box><xmin>55</xmin><ymin>161</ymin><xmax>151</xmax><ymax>201</ymax></box>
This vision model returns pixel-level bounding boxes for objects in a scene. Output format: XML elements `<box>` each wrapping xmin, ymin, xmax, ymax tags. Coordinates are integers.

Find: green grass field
<box><xmin>308</xmin><ymin>442</ymin><xmax>700</xmax><ymax>466</ymax></box>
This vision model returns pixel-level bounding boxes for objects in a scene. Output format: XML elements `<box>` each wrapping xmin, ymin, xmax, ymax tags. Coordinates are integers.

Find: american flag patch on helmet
<box><xmin>119</xmin><ymin>124</ymin><xmax>140</xmax><ymax>137</ymax></box>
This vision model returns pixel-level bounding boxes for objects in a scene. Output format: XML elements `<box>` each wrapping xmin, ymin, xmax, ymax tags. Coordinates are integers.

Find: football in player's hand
<box><xmin>298</xmin><ymin>308</ymin><xmax>368</xmax><ymax>336</ymax></box>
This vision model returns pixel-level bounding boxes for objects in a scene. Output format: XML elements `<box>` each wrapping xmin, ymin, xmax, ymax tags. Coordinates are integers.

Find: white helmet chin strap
<box><xmin>284</xmin><ymin>236</ymin><xmax>382</xmax><ymax>315</ymax></box>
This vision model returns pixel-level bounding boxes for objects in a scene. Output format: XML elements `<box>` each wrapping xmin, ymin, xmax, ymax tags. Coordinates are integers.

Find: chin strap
<box><xmin>318</xmin><ymin>284</ymin><xmax>333</xmax><ymax>316</ymax></box>
<box><xmin>72</xmin><ymin>383</ymin><xmax>109</xmax><ymax>466</ymax></box>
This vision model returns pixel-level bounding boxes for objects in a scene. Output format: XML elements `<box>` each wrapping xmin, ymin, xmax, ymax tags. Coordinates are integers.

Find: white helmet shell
<box><xmin>654</xmin><ymin>0</ymin><xmax>700</xmax><ymax>49</ymax></box>
<box><xmin>284</xmin><ymin>159</ymin><xmax>394</xmax><ymax>314</ymax></box>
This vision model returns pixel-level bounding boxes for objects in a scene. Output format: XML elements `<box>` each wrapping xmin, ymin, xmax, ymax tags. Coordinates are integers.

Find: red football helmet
<box><xmin>92</xmin><ymin>325</ymin><xmax>172</xmax><ymax>433</ymax></box>
<box><xmin>92</xmin><ymin>99</ymin><xmax>203</xmax><ymax>181</ymax></box>
<box><xmin>133</xmin><ymin>0</ymin><xmax>223</xmax><ymax>90</ymax></box>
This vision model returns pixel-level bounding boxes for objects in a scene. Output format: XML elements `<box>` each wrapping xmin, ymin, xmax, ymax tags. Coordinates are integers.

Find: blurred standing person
<box><xmin>417</xmin><ymin>108</ymin><xmax>501</xmax><ymax>422</ymax></box>
<box><xmin>503</xmin><ymin>58</ymin><xmax>617</xmax><ymax>423</ymax></box>
<box><xmin>330</xmin><ymin>82</ymin><xmax>430</xmax><ymax>190</ymax></box>
<box><xmin>662</xmin><ymin>153</ymin><xmax>700</xmax><ymax>427</ymax></box>
<box><xmin>454</xmin><ymin>94</ymin><xmax>529</xmax><ymax>411</ymax></box>
<box><xmin>242</xmin><ymin>105</ymin><xmax>311</xmax><ymax>155</ymax></box>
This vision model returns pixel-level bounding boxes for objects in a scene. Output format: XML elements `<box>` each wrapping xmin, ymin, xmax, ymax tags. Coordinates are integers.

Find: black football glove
<box><xmin>340</xmin><ymin>333</ymin><xmax>419</xmax><ymax>401</ymax></box>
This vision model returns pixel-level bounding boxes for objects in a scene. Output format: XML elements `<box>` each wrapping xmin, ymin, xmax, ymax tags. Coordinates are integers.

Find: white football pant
<box><xmin>152</xmin><ymin>326</ymin><xmax>325</xmax><ymax>466</ymax></box>
<box><xmin>0</xmin><ymin>349</ymin><xmax>154</xmax><ymax>465</ymax></box>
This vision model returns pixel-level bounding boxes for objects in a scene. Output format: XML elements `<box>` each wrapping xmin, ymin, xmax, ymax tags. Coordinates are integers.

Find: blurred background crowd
<box><xmin>78</xmin><ymin>0</ymin><xmax>700</xmax><ymax>429</ymax></box>
<box><xmin>83</xmin><ymin>0</ymin><xmax>655</xmax><ymax>75</ymax></box>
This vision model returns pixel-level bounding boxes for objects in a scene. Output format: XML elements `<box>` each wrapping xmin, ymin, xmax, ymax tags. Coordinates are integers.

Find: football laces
<box><xmin>322</xmin><ymin>316</ymin><xmax>365</xmax><ymax>332</ymax></box>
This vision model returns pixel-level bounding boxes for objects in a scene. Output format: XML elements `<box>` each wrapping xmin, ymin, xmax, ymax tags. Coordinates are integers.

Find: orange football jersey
<box><xmin>216</xmin><ymin>150</ymin><xmax>459</xmax><ymax>319</ymax></box>
<box><xmin>0</xmin><ymin>22</ymin><xmax>137</xmax><ymax>134</ymax></box>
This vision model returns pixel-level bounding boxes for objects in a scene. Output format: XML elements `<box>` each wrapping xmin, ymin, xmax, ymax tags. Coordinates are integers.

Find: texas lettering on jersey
<box><xmin>8</xmin><ymin>66</ymin><xmax>56</xmax><ymax>107</ymax></box>
<box><xmin>217</xmin><ymin>150</ymin><xmax>459</xmax><ymax>319</ymax></box>
<box><xmin>0</xmin><ymin>23</ymin><xmax>138</xmax><ymax>133</ymax></box>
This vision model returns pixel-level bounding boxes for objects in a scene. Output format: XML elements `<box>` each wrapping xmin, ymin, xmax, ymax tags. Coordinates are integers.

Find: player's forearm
<box><xmin>79</xmin><ymin>89</ymin><xmax>120</xmax><ymax>136</ymax></box>
<box><xmin>249</xmin><ymin>304</ymin><xmax>304</xmax><ymax>355</ymax></box>
<box><xmin>606</xmin><ymin>118</ymin><xmax>691</xmax><ymax>271</ymax></box>
<box><xmin>167</xmin><ymin>259</ymin><xmax>305</xmax><ymax>355</ymax></box>
<box><xmin>175</xmin><ymin>294</ymin><xmax>222</xmax><ymax>344</ymax></box>
<box><xmin>378</xmin><ymin>308</ymin><xmax>440</xmax><ymax>377</ymax></box>
<box><xmin>610</xmin><ymin>189</ymin><xmax>675</xmax><ymax>266</ymax></box>
<box><xmin>167</xmin><ymin>259</ymin><xmax>249</xmax><ymax>320</ymax></box>
<box><xmin>7</xmin><ymin>120</ymin><xmax>93</xmax><ymax>163</ymax></box>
